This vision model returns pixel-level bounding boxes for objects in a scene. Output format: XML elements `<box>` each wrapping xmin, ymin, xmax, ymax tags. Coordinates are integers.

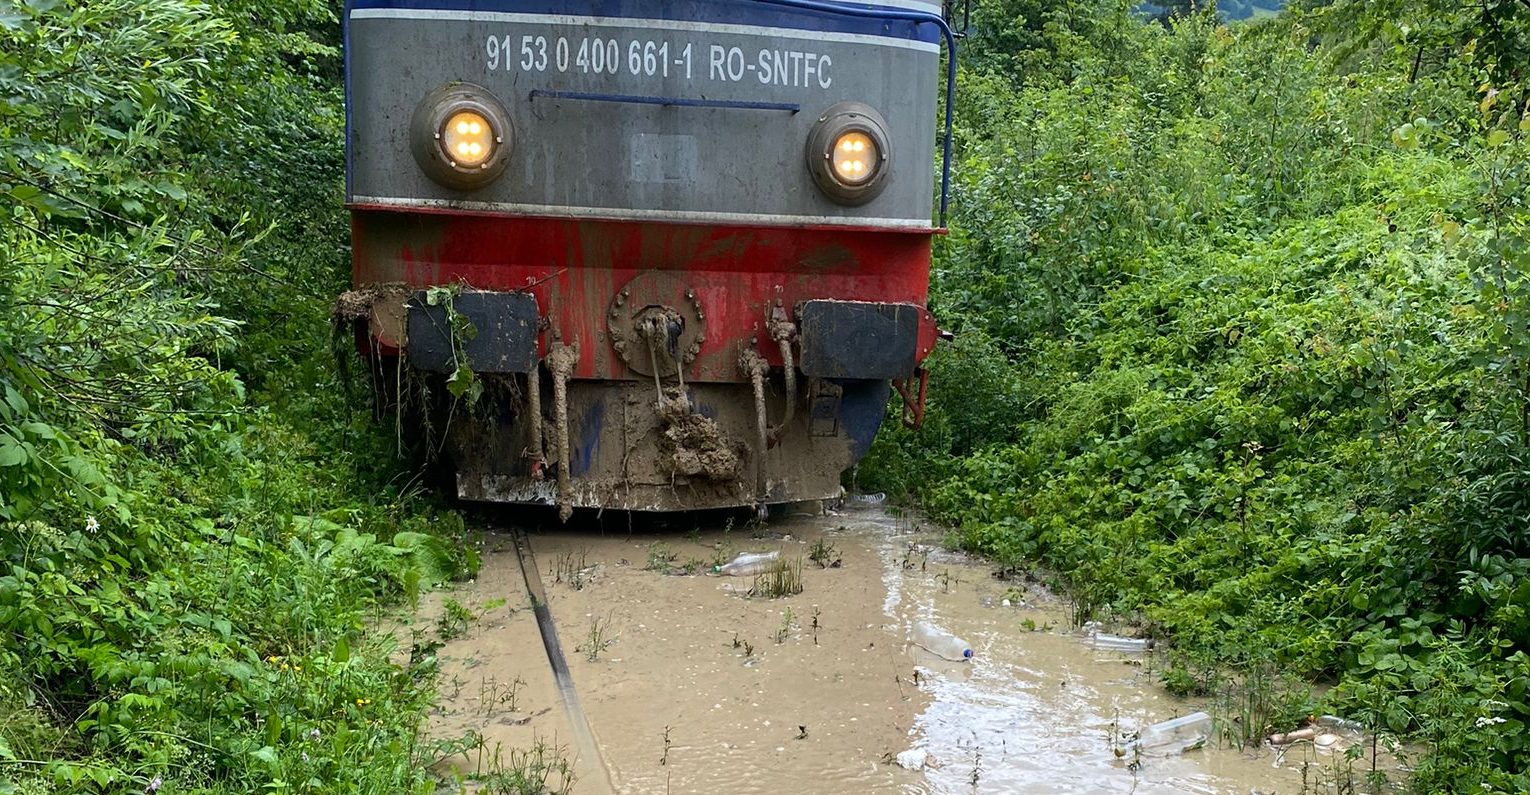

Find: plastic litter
<box><xmin>713</xmin><ymin>550</ymin><xmax>780</xmax><ymax>576</ymax></box>
<box><xmin>1270</xmin><ymin>716</ymin><xmax>1364</xmax><ymax>749</ymax></box>
<box><xmin>895</xmin><ymin>749</ymin><xmax>931</xmax><ymax>771</ymax></box>
<box><xmin>1269</xmin><ymin>725</ymin><xmax>1319</xmax><ymax>745</ymax></box>
<box><xmin>1316</xmin><ymin>715</ymin><xmax>1365</xmax><ymax>736</ymax></box>
<box><xmin>1133</xmin><ymin>711</ymin><xmax>1212</xmax><ymax>754</ymax></box>
<box><xmin>911</xmin><ymin>622</ymin><xmax>973</xmax><ymax>661</ymax></box>
<box><xmin>1082</xmin><ymin>623</ymin><xmax>1154</xmax><ymax>652</ymax></box>
<box><xmin>849</xmin><ymin>492</ymin><xmax>887</xmax><ymax>505</ymax></box>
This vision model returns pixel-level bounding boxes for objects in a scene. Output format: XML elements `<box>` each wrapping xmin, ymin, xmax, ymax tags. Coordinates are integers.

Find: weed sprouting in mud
<box><xmin>645</xmin><ymin>542</ymin><xmax>677</xmax><ymax>573</ymax></box>
<box><xmin>478</xmin><ymin>737</ymin><xmax>576</xmax><ymax>794</ymax></box>
<box><xmin>1108</xmin><ymin>711</ymin><xmax>1144</xmax><ymax>772</ymax></box>
<box><xmin>477</xmin><ymin>674</ymin><xmax>526</xmax><ymax>717</ymax></box>
<box><xmin>750</xmin><ymin>556</ymin><xmax>804</xmax><ymax>598</ymax></box>
<box><xmin>659</xmin><ymin>725</ymin><xmax>672</xmax><ymax>766</ymax></box>
<box><xmin>810</xmin><ymin>605</ymin><xmax>822</xmax><ymax>645</ymax></box>
<box><xmin>578</xmin><ymin>612</ymin><xmax>618</xmax><ymax>662</ymax></box>
<box><xmin>1210</xmin><ymin>662</ymin><xmax>1306</xmax><ymax>749</ymax></box>
<box><xmin>808</xmin><ymin>538</ymin><xmax>841</xmax><ymax>568</ymax></box>
<box><xmin>437</xmin><ymin>598</ymin><xmax>478</xmax><ymax>641</ymax></box>
<box><xmin>898</xmin><ymin>542</ymin><xmax>930</xmax><ymax>571</ymax></box>
<box><xmin>711</xmin><ymin>540</ymin><xmax>737</xmax><ymax>569</ymax></box>
<box><xmin>552</xmin><ymin>549</ymin><xmax>591</xmax><ymax>590</ymax></box>
<box><xmin>428</xmin><ymin>732</ymin><xmax>574</xmax><ymax>793</ymax></box>
<box><xmin>730</xmin><ymin>632</ymin><xmax>757</xmax><ymax>659</ymax></box>
<box><xmin>775</xmin><ymin>608</ymin><xmax>796</xmax><ymax>644</ymax></box>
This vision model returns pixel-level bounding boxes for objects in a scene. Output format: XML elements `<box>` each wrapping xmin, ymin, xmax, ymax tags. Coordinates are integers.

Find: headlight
<box><xmin>806</xmin><ymin>102</ymin><xmax>891</xmax><ymax>205</ymax></box>
<box><xmin>832</xmin><ymin>131</ymin><xmax>878</xmax><ymax>184</ymax></box>
<box><xmin>409</xmin><ymin>83</ymin><xmax>512</xmax><ymax>190</ymax></box>
<box><xmin>443</xmin><ymin>111</ymin><xmax>493</xmax><ymax>166</ymax></box>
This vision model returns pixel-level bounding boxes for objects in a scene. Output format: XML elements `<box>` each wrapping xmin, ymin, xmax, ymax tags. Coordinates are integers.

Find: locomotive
<box><xmin>341</xmin><ymin>0</ymin><xmax>953</xmax><ymax>517</ymax></box>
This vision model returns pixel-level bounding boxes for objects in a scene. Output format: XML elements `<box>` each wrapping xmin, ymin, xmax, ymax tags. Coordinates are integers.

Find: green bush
<box><xmin>877</xmin><ymin>1</ymin><xmax>1530</xmax><ymax>788</ymax></box>
<box><xmin>0</xmin><ymin>0</ymin><xmax>478</xmax><ymax>790</ymax></box>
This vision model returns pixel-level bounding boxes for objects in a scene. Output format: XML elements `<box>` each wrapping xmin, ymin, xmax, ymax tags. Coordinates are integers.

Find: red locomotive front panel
<box><xmin>342</xmin><ymin>0</ymin><xmax>947</xmax><ymax>515</ymax></box>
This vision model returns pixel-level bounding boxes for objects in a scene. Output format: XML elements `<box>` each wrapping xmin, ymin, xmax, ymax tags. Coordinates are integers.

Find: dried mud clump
<box><xmin>333</xmin><ymin>288</ymin><xmax>379</xmax><ymax>322</ymax></box>
<box><xmin>658</xmin><ymin>397</ymin><xmax>746</xmax><ymax>481</ymax></box>
<box><xmin>332</xmin><ymin>283</ymin><xmax>410</xmax><ymax>322</ymax></box>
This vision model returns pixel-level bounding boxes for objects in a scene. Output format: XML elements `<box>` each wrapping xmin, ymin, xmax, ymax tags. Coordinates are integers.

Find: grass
<box><xmin>551</xmin><ymin>549</ymin><xmax>590</xmax><ymax>590</ymax></box>
<box><xmin>775</xmin><ymin>607</ymin><xmax>796</xmax><ymax>644</ymax></box>
<box><xmin>437</xmin><ymin>598</ymin><xmax>478</xmax><ymax>641</ymax></box>
<box><xmin>808</xmin><ymin>538</ymin><xmax>840</xmax><ymax>568</ymax></box>
<box><xmin>431</xmin><ymin>733</ymin><xmax>575</xmax><ymax>794</ymax></box>
<box><xmin>578</xmin><ymin>612</ymin><xmax>617</xmax><ymax>662</ymax></box>
<box><xmin>750</xmin><ymin>556</ymin><xmax>804</xmax><ymax>598</ymax></box>
<box><xmin>477</xmin><ymin>675</ymin><xmax>526</xmax><ymax>717</ymax></box>
<box><xmin>644</xmin><ymin>542</ymin><xmax>676</xmax><ymax>573</ymax></box>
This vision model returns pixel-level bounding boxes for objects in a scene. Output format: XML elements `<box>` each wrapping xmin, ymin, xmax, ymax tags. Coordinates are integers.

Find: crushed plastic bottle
<box><xmin>1134</xmin><ymin>711</ymin><xmax>1212</xmax><ymax>754</ymax></box>
<box><xmin>849</xmin><ymin>492</ymin><xmax>887</xmax><ymax>506</ymax></box>
<box><xmin>713</xmin><ymin>550</ymin><xmax>780</xmax><ymax>576</ymax></box>
<box><xmin>1088</xmin><ymin>632</ymin><xmax>1154</xmax><ymax>652</ymax></box>
<box><xmin>1316</xmin><ymin>715</ymin><xmax>1365</xmax><ymax>736</ymax></box>
<box><xmin>911</xmin><ymin>622</ymin><xmax>973</xmax><ymax>661</ymax></box>
<box><xmin>1082</xmin><ymin>624</ymin><xmax>1154</xmax><ymax>652</ymax></box>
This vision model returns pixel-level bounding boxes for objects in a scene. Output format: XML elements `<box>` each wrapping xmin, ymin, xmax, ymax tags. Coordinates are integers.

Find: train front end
<box><xmin>342</xmin><ymin>0</ymin><xmax>945</xmax><ymax>516</ymax></box>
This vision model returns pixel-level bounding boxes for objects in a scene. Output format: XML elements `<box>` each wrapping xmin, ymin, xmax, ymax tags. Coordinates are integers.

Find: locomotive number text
<box><xmin>483</xmin><ymin>33</ymin><xmax>834</xmax><ymax>90</ymax></box>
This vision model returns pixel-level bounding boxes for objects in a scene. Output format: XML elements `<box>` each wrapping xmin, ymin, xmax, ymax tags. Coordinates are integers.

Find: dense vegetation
<box><xmin>864</xmin><ymin>0</ymin><xmax>1530</xmax><ymax>789</ymax></box>
<box><xmin>0</xmin><ymin>0</ymin><xmax>476</xmax><ymax>791</ymax></box>
<box><xmin>3</xmin><ymin>0</ymin><xmax>1526</xmax><ymax>790</ymax></box>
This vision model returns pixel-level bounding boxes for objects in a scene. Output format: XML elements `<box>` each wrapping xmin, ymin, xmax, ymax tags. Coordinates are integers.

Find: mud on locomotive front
<box><xmin>338</xmin><ymin>0</ymin><xmax>954</xmax><ymax>517</ymax></box>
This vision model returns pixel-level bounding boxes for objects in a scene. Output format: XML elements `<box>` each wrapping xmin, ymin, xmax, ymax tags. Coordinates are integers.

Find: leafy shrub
<box><xmin>0</xmin><ymin>0</ymin><xmax>479</xmax><ymax>790</ymax></box>
<box><xmin>874</xmin><ymin>1</ymin><xmax>1530</xmax><ymax>788</ymax></box>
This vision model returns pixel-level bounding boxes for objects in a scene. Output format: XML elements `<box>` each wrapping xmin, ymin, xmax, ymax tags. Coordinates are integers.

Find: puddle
<box><xmin>412</xmin><ymin>504</ymin><xmax>1396</xmax><ymax>794</ymax></box>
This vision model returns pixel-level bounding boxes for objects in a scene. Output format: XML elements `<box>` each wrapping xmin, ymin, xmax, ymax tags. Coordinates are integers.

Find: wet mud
<box><xmin>411</xmin><ymin>505</ymin><xmax>1395</xmax><ymax>794</ymax></box>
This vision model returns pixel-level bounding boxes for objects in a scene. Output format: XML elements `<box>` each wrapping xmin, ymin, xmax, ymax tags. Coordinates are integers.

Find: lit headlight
<box><xmin>410</xmin><ymin>83</ymin><xmax>512</xmax><ymax>190</ymax></box>
<box><xmin>832</xmin><ymin>131</ymin><xmax>878</xmax><ymax>184</ymax></box>
<box><xmin>806</xmin><ymin>102</ymin><xmax>891</xmax><ymax>205</ymax></box>
<box><xmin>443</xmin><ymin>111</ymin><xmax>493</xmax><ymax>166</ymax></box>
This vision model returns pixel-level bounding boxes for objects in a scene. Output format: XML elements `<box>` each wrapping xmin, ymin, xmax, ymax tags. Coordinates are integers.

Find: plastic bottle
<box><xmin>1135</xmin><ymin>711</ymin><xmax>1212</xmax><ymax>754</ymax></box>
<box><xmin>1316</xmin><ymin>715</ymin><xmax>1365</xmax><ymax>736</ymax></box>
<box><xmin>1088</xmin><ymin>632</ymin><xmax>1154</xmax><ymax>653</ymax></box>
<box><xmin>911</xmin><ymin>622</ymin><xmax>973</xmax><ymax>661</ymax></box>
<box><xmin>714</xmin><ymin>550</ymin><xmax>779</xmax><ymax>576</ymax></box>
<box><xmin>850</xmin><ymin>492</ymin><xmax>887</xmax><ymax>505</ymax></box>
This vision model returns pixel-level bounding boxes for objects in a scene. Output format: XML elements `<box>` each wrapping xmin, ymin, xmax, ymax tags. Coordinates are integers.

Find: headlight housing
<box><xmin>410</xmin><ymin>83</ymin><xmax>512</xmax><ymax>190</ymax></box>
<box><xmin>806</xmin><ymin>102</ymin><xmax>891</xmax><ymax>205</ymax></box>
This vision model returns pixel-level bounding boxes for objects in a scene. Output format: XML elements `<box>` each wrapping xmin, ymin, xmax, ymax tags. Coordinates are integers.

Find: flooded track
<box><xmin>417</xmin><ymin>504</ymin><xmax>1382</xmax><ymax>794</ymax></box>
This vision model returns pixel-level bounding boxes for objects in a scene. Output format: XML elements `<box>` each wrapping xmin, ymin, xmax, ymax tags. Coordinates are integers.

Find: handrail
<box><xmin>746</xmin><ymin>0</ymin><xmax>956</xmax><ymax>229</ymax></box>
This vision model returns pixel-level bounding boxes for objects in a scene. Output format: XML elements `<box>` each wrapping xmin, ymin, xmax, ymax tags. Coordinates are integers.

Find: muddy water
<box><xmin>416</xmin><ymin>505</ymin><xmax>1379</xmax><ymax>794</ymax></box>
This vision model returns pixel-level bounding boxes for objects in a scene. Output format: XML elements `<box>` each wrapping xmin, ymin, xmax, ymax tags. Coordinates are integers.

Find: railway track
<box><xmin>508</xmin><ymin>527</ymin><xmax>615</xmax><ymax>793</ymax></box>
